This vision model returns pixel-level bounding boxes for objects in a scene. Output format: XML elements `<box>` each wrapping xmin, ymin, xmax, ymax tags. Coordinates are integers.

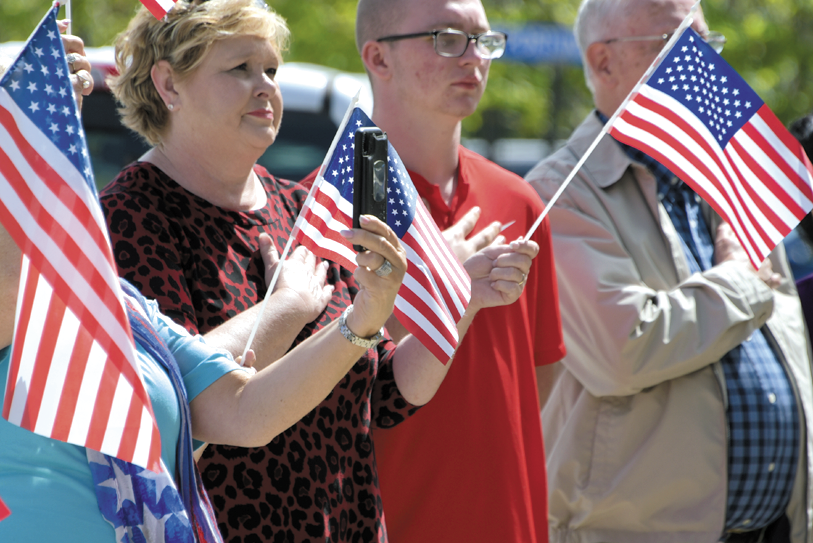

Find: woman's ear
<box><xmin>151</xmin><ymin>60</ymin><xmax>179</xmax><ymax>110</ymax></box>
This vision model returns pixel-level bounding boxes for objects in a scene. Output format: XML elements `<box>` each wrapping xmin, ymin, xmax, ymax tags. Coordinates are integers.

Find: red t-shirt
<box><xmin>374</xmin><ymin>147</ymin><xmax>564</xmax><ymax>543</ymax></box>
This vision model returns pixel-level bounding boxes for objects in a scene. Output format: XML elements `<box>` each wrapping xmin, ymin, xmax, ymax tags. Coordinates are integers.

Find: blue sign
<box><xmin>498</xmin><ymin>24</ymin><xmax>582</xmax><ymax>65</ymax></box>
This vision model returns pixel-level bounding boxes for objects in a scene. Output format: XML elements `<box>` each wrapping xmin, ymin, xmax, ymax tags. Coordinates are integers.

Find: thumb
<box><xmin>448</xmin><ymin>206</ymin><xmax>481</xmax><ymax>238</ymax></box>
<box><xmin>259</xmin><ymin>233</ymin><xmax>279</xmax><ymax>268</ymax></box>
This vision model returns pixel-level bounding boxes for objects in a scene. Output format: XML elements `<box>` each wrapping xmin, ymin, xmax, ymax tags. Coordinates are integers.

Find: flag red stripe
<box><xmin>139</xmin><ymin>0</ymin><xmax>175</xmax><ymax>19</ymax></box>
<box><xmin>402</xmin><ymin>228</ymin><xmax>463</xmax><ymax>325</ymax></box>
<box><xmin>614</xmin><ymin>100</ymin><xmax>769</xmax><ymax>256</ymax></box>
<box><xmin>0</xmin><ymin>105</ymin><xmax>113</xmax><ymax>271</ymax></box>
<box><xmin>409</xmin><ymin>216</ymin><xmax>469</xmax><ymax>315</ymax></box>
<box><xmin>299</xmin><ymin>200</ymin><xmax>354</xmax><ymax>253</ymax></box>
<box><xmin>0</xmin><ymin>140</ymin><xmax>127</xmax><ymax>336</ymax></box>
<box><xmin>753</xmin><ymin>107</ymin><xmax>813</xmax><ymax>201</ymax></box>
<box><xmin>84</xmin><ymin>359</ymin><xmax>121</xmax><ymax>452</ymax></box>
<box><xmin>396</xmin><ymin>286</ymin><xmax>457</xmax><ymax>349</ymax></box>
<box><xmin>632</xmin><ymin>97</ymin><xmax>781</xmax><ymax>252</ymax></box>
<box><xmin>393</xmin><ymin>306</ymin><xmax>453</xmax><ymax>362</ymax></box>
<box><xmin>739</xmin><ymin>113</ymin><xmax>812</xmax><ymax>213</ymax></box>
<box><xmin>2</xmin><ymin>258</ymin><xmax>38</xmax><ymax>421</ymax></box>
<box><xmin>726</xmin><ymin>137</ymin><xmax>804</xmax><ymax>229</ymax></box>
<box><xmin>22</xmin><ymin>293</ymin><xmax>67</xmax><ymax>431</ymax></box>
<box><xmin>414</xmin><ymin>206</ymin><xmax>470</xmax><ymax>297</ymax></box>
<box><xmin>51</xmin><ymin>325</ymin><xmax>93</xmax><ymax>442</ymax></box>
<box><xmin>116</xmin><ymin>392</ymin><xmax>143</xmax><ymax>461</ymax></box>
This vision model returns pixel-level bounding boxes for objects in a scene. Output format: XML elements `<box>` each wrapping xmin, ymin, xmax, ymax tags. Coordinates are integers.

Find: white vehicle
<box><xmin>1</xmin><ymin>42</ymin><xmax>372</xmax><ymax>186</ymax></box>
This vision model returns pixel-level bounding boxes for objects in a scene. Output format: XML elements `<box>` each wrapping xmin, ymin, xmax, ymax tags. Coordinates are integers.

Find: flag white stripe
<box><xmin>750</xmin><ymin>113</ymin><xmax>813</xmax><ymax>194</ymax></box>
<box><xmin>132</xmin><ymin>405</ymin><xmax>155</xmax><ymax>468</ymax></box>
<box><xmin>620</xmin><ymin>92</ymin><xmax>769</xmax><ymax>261</ymax></box>
<box><xmin>299</xmin><ymin>186</ymin><xmax>353</xmax><ymax>238</ymax></box>
<box><xmin>407</xmin><ymin>220</ymin><xmax>467</xmax><ymax>318</ymax></box>
<box><xmin>0</xmin><ymin>91</ymin><xmax>112</xmax><ymax>243</ymax></box>
<box><xmin>67</xmin><ymin>341</ymin><xmax>107</xmax><ymax>445</ymax></box>
<box><xmin>393</xmin><ymin>296</ymin><xmax>455</xmax><ymax>358</ymax></box>
<box><xmin>733</xmin><ymin>128</ymin><xmax>813</xmax><ymax>215</ymax></box>
<box><xmin>413</xmin><ymin>211</ymin><xmax>470</xmax><ymax>304</ymax></box>
<box><xmin>724</xmin><ymin>144</ymin><xmax>787</xmax><ymax>242</ymax></box>
<box><xmin>615</xmin><ymin>114</ymin><xmax>765</xmax><ymax>262</ymax></box>
<box><xmin>7</xmin><ymin>273</ymin><xmax>53</xmax><ymax>425</ymax></box>
<box><xmin>400</xmin><ymin>247</ymin><xmax>458</xmax><ymax>337</ymax></box>
<box><xmin>101</xmin><ymin>375</ymin><xmax>134</xmax><ymax>456</ymax></box>
<box><xmin>33</xmin><ymin>308</ymin><xmax>81</xmax><ymax>436</ymax></box>
<box><xmin>296</xmin><ymin>219</ymin><xmax>358</xmax><ymax>264</ymax></box>
<box><xmin>0</xmin><ymin>177</ymin><xmax>135</xmax><ymax>363</ymax></box>
<box><xmin>632</xmin><ymin>87</ymin><xmax>781</xmax><ymax>244</ymax></box>
<box><xmin>418</xmin><ymin>210</ymin><xmax>470</xmax><ymax>296</ymax></box>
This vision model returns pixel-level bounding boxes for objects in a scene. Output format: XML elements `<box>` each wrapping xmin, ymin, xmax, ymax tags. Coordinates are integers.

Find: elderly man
<box><xmin>350</xmin><ymin>0</ymin><xmax>566</xmax><ymax>541</ymax></box>
<box><xmin>526</xmin><ymin>0</ymin><xmax>813</xmax><ymax>542</ymax></box>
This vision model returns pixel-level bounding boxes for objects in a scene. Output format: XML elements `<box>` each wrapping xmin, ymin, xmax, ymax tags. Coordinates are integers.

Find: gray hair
<box><xmin>574</xmin><ymin>0</ymin><xmax>625</xmax><ymax>94</ymax></box>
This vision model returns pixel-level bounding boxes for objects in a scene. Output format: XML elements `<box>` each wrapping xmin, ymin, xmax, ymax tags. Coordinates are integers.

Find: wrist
<box><xmin>339</xmin><ymin>305</ymin><xmax>384</xmax><ymax>348</ymax></box>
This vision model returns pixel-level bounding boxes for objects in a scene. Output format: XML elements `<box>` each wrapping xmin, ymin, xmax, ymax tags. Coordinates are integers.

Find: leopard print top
<box><xmin>100</xmin><ymin>162</ymin><xmax>419</xmax><ymax>543</ymax></box>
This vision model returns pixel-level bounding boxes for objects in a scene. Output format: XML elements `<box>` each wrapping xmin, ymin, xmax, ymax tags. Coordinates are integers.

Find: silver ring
<box><xmin>66</xmin><ymin>53</ymin><xmax>80</xmax><ymax>68</ymax></box>
<box><xmin>374</xmin><ymin>259</ymin><xmax>393</xmax><ymax>277</ymax></box>
<box><xmin>518</xmin><ymin>273</ymin><xmax>527</xmax><ymax>287</ymax></box>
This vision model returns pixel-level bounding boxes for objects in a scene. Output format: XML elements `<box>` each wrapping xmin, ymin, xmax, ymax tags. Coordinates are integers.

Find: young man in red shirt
<box><xmin>352</xmin><ymin>0</ymin><xmax>566</xmax><ymax>541</ymax></box>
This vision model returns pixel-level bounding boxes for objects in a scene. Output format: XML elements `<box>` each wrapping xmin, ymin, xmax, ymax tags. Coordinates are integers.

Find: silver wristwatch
<box><xmin>338</xmin><ymin>305</ymin><xmax>384</xmax><ymax>349</ymax></box>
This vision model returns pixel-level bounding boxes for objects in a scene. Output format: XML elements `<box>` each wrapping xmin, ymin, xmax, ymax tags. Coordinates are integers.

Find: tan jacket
<box><xmin>526</xmin><ymin>113</ymin><xmax>813</xmax><ymax>543</ymax></box>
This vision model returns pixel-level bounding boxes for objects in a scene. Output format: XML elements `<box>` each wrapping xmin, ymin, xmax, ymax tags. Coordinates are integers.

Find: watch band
<box><xmin>338</xmin><ymin>305</ymin><xmax>384</xmax><ymax>349</ymax></box>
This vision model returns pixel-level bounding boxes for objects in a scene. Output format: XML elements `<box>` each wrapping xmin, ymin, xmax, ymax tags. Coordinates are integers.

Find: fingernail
<box><xmin>82</xmin><ymin>79</ymin><xmax>91</xmax><ymax>89</ymax></box>
<box><xmin>360</xmin><ymin>215</ymin><xmax>371</xmax><ymax>225</ymax></box>
<box><xmin>496</xmin><ymin>236</ymin><xmax>506</xmax><ymax>245</ymax></box>
<box><xmin>340</xmin><ymin>229</ymin><xmax>355</xmax><ymax>239</ymax></box>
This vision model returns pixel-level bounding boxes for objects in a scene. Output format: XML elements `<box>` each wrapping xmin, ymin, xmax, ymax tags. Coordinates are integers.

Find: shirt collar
<box><xmin>596</xmin><ymin>111</ymin><xmax>682</xmax><ymax>200</ymax></box>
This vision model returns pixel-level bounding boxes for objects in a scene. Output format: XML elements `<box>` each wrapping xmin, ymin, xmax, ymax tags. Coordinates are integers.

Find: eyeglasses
<box><xmin>602</xmin><ymin>30</ymin><xmax>726</xmax><ymax>54</ymax></box>
<box><xmin>376</xmin><ymin>28</ymin><xmax>508</xmax><ymax>59</ymax></box>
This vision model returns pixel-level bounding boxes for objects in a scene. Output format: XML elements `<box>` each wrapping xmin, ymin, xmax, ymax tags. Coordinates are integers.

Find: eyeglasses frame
<box><xmin>602</xmin><ymin>30</ymin><xmax>726</xmax><ymax>54</ymax></box>
<box><xmin>376</xmin><ymin>28</ymin><xmax>508</xmax><ymax>59</ymax></box>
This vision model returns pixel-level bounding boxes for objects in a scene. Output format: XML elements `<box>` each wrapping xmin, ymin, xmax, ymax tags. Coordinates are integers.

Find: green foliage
<box><xmin>1</xmin><ymin>0</ymin><xmax>811</xmax><ymax>143</ymax></box>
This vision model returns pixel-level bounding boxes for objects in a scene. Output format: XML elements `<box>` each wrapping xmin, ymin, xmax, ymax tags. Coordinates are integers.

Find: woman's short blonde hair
<box><xmin>110</xmin><ymin>0</ymin><xmax>289</xmax><ymax>146</ymax></box>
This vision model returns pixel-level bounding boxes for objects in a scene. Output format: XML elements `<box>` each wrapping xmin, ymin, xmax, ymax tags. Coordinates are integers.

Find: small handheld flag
<box><xmin>292</xmin><ymin>104</ymin><xmax>471</xmax><ymax>363</ymax></box>
<box><xmin>0</xmin><ymin>5</ymin><xmax>161</xmax><ymax>472</ymax></box>
<box><xmin>610</xmin><ymin>27</ymin><xmax>813</xmax><ymax>267</ymax></box>
<box><xmin>139</xmin><ymin>0</ymin><xmax>178</xmax><ymax>20</ymax></box>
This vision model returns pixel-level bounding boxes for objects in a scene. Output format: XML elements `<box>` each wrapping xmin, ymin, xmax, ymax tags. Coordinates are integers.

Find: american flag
<box><xmin>139</xmin><ymin>0</ymin><xmax>178</xmax><ymax>20</ymax></box>
<box><xmin>0</xmin><ymin>6</ymin><xmax>161</xmax><ymax>472</ymax></box>
<box><xmin>293</xmin><ymin>105</ymin><xmax>471</xmax><ymax>362</ymax></box>
<box><xmin>610</xmin><ymin>27</ymin><xmax>813</xmax><ymax>267</ymax></box>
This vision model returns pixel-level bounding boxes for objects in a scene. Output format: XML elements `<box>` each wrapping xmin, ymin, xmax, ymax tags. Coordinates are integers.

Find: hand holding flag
<box><xmin>292</xmin><ymin>103</ymin><xmax>471</xmax><ymax>363</ymax></box>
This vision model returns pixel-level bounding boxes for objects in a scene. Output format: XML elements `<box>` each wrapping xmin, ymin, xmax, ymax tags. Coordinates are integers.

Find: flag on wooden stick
<box><xmin>610</xmin><ymin>27</ymin><xmax>813</xmax><ymax>267</ymax></box>
<box><xmin>0</xmin><ymin>5</ymin><xmax>161</xmax><ymax>472</ymax></box>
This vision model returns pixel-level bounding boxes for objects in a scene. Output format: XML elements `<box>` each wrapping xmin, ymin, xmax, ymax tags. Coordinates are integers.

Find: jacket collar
<box><xmin>567</xmin><ymin>111</ymin><xmax>634</xmax><ymax>190</ymax></box>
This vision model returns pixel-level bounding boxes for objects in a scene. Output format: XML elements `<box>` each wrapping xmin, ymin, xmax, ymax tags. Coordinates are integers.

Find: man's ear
<box><xmin>585</xmin><ymin>41</ymin><xmax>617</xmax><ymax>89</ymax></box>
<box><xmin>361</xmin><ymin>40</ymin><xmax>392</xmax><ymax>82</ymax></box>
<box><xmin>150</xmin><ymin>60</ymin><xmax>180</xmax><ymax>109</ymax></box>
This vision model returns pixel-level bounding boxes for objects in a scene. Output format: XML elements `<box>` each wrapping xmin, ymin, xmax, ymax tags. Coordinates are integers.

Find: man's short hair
<box><xmin>356</xmin><ymin>0</ymin><xmax>405</xmax><ymax>54</ymax></box>
<box><xmin>574</xmin><ymin>0</ymin><xmax>626</xmax><ymax>93</ymax></box>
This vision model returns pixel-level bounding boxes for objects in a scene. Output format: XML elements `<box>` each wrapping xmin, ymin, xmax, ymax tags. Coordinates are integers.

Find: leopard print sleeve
<box><xmin>100</xmin><ymin>163</ymin><xmax>201</xmax><ymax>335</ymax></box>
<box><xmin>370</xmin><ymin>339</ymin><xmax>422</xmax><ymax>429</ymax></box>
